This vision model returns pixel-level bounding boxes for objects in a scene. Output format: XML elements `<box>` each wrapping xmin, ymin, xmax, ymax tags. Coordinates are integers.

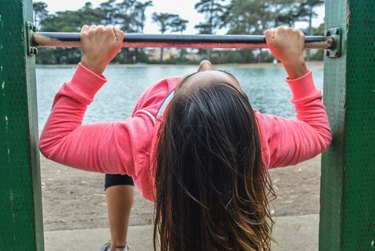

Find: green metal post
<box><xmin>0</xmin><ymin>1</ymin><xmax>44</xmax><ymax>250</ymax></box>
<box><xmin>320</xmin><ymin>1</ymin><xmax>375</xmax><ymax>250</ymax></box>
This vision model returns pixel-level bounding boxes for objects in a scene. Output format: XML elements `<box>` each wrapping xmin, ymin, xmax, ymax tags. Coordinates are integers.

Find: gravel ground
<box><xmin>41</xmin><ymin>155</ymin><xmax>322</xmax><ymax>231</ymax></box>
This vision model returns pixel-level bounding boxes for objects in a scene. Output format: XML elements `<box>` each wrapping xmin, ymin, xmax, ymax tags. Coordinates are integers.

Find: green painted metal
<box><xmin>320</xmin><ymin>0</ymin><xmax>375</xmax><ymax>250</ymax></box>
<box><xmin>0</xmin><ymin>1</ymin><xmax>44</xmax><ymax>250</ymax></box>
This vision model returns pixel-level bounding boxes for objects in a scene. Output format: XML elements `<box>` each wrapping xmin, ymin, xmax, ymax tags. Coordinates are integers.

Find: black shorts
<box><xmin>104</xmin><ymin>174</ymin><xmax>134</xmax><ymax>190</ymax></box>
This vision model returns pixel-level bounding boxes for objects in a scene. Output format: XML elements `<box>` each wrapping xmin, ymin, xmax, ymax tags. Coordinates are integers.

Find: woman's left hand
<box><xmin>80</xmin><ymin>25</ymin><xmax>124</xmax><ymax>75</ymax></box>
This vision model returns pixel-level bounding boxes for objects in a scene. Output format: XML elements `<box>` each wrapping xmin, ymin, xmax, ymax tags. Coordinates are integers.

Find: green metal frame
<box><xmin>0</xmin><ymin>1</ymin><xmax>44</xmax><ymax>250</ymax></box>
<box><xmin>320</xmin><ymin>0</ymin><xmax>375</xmax><ymax>250</ymax></box>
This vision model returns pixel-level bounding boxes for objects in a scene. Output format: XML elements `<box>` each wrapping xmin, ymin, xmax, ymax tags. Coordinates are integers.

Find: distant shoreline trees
<box><xmin>33</xmin><ymin>0</ymin><xmax>324</xmax><ymax>65</ymax></box>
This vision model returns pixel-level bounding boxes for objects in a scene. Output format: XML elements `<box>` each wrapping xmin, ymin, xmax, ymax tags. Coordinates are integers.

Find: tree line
<box><xmin>33</xmin><ymin>0</ymin><xmax>324</xmax><ymax>65</ymax></box>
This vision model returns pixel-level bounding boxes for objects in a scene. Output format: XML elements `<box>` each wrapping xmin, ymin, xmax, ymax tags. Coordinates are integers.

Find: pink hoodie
<box><xmin>39</xmin><ymin>64</ymin><xmax>331</xmax><ymax>201</ymax></box>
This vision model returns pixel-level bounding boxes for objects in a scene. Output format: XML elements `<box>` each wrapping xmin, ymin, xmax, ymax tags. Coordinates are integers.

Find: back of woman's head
<box><xmin>154</xmin><ymin>82</ymin><xmax>274</xmax><ymax>251</ymax></box>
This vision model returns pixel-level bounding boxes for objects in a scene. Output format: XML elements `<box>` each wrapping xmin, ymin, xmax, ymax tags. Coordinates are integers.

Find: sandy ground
<box><xmin>41</xmin><ymin>155</ymin><xmax>322</xmax><ymax>232</ymax></box>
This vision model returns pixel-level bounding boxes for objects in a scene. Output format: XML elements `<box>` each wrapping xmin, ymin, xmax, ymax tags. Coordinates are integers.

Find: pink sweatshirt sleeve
<box><xmin>39</xmin><ymin>64</ymin><xmax>156</xmax><ymax>177</ymax></box>
<box><xmin>256</xmin><ymin>70</ymin><xmax>332</xmax><ymax>169</ymax></box>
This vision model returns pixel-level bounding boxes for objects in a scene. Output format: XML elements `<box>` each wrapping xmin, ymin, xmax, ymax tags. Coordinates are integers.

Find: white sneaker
<box><xmin>99</xmin><ymin>241</ymin><xmax>129</xmax><ymax>251</ymax></box>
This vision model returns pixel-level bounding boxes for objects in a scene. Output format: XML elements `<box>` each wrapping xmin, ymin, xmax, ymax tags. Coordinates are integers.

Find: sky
<box><xmin>38</xmin><ymin>0</ymin><xmax>325</xmax><ymax>34</ymax></box>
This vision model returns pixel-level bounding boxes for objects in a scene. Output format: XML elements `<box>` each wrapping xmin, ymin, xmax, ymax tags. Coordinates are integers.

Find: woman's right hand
<box><xmin>80</xmin><ymin>25</ymin><xmax>124</xmax><ymax>75</ymax></box>
<box><xmin>265</xmin><ymin>27</ymin><xmax>307</xmax><ymax>79</ymax></box>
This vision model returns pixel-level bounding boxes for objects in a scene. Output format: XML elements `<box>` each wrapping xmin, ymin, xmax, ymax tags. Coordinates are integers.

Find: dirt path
<box><xmin>41</xmin><ymin>155</ymin><xmax>322</xmax><ymax>231</ymax></box>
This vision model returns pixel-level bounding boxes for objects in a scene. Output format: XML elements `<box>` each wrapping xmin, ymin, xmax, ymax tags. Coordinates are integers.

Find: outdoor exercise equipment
<box><xmin>0</xmin><ymin>0</ymin><xmax>374</xmax><ymax>250</ymax></box>
<box><xmin>31</xmin><ymin>31</ymin><xmax>335</xmax><ymax>50</ymax></box>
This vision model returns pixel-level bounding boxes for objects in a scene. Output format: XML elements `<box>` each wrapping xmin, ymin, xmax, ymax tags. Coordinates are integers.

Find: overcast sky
<box><xmin>38</xmin><ymin>0</ymin><xmax>324</xmax><ymax>34</ymax></box>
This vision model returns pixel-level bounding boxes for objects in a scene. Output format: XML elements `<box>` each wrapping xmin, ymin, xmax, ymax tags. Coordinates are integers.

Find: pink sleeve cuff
<box><xmin>286</xmin><ymin>70</ymin><xmax>316</xmax><ymax>100</ymax></box>
<box><xmin>61</xmin><ymin>63</ymin><xmax>107</xmax><ymax>105</ymax></box>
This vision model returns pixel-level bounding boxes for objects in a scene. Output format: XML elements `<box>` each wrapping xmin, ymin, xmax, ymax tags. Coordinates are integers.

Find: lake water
<box><xmin>36</xmin><ymin>64</ymin><xmax>324</xmax><ymax>130</ymax></box>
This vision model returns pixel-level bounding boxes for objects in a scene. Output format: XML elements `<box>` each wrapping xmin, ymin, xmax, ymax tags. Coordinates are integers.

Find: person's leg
<box><xmin>104</xmin><ymin>174</ymin><xmax>134</xmax><ymax>251</ymax></box>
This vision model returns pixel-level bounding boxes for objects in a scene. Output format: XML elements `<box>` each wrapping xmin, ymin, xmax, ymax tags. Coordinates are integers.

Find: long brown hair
<box><xmin>154</xmin><ymin>82</ymin><xmax>274</xmax><ymax>251</ymax></box>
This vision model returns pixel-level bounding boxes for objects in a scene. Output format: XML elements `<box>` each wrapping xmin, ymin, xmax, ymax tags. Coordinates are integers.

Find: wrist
<box><xmin>283</xmin><ymin>59</ymin><xmax>307</xmax><ymax>79</ymax></box>
<box><xmin>80</xmin><ymin>57</ymin><xmax>105</xmax><ymax>76</ymax></box>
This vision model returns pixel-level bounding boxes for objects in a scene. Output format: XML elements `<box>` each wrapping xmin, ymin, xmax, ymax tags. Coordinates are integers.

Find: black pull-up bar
<box><xmin>32</xmin><ymin>32</ymin><xmax>334</xmax><ymax>50</ymax></box>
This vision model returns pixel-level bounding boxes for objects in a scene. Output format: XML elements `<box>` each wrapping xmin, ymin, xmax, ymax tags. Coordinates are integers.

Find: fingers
<box><xmin>264</xmin><ymin>27</ymin><xmax>307</xmax><ymax>79</ymax></box>
<box><xmin>275</xmin><ymin>27</ymin><xmax>304</xmax><ymax>39</ymax></box>
<box><xmin>80</xmin><ymin>25</ymin><xmax>90</xmax><ymax>39</ymax></box>
<box><xmin>113</xmin><ymin>27</ymin><xmax>125</xmax><ymax>43</ymax></box>
<box><xmin>80</xmin><ymin>25</ymin><xmax>123</xmax><ymax>43</ymax></box>
<box><xmin>81</xmin><ymin>25</ymin><xmax>89</xmax><ymax>32</ymax></box>
<box><xmin>265</xmin><ymin>27</ymin><xmax>305</xmax><ymax>46</ymax></box>
<box><xmin>111</xmin><ymin>27</ymin><xmax>124</xmax><ymax>52</ymax></box>
<box><xmin>87</xmin><ymin>25</ymin><xmax>108</xmax><ymax>35</ymax></box>
<box><xmin>264</xmin><ymin>29</ymin><xmax>275</xmax><ymax>45</ymax></box>
<box><xmin>80</xmin><ymin>24</ymin><xmax>124</xmax><ymax>75</ymax></box>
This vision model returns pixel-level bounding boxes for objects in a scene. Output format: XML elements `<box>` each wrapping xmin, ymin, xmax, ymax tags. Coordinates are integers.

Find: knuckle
<box><xmin>81</xmin><ymin>31</ymin><xmax>89</xmax><ymax>38</ymax></box>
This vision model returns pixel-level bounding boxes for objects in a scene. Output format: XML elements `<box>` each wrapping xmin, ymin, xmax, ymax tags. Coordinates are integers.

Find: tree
<box><xmin>37</xmin><ymin>2</ymin><xmax>101</xmax><ymax>64</ymax></box>
<box><xmin>299</xmin><ymin>0</ymin><xmax>324</xmax><ymax>35</ymax></box>
<box><xmin>98</xmin><ymin>0</ymin><xmax>117</xmax><ymax>25</ymax></box>
<box><xmin>152</xmin><ymin>12</ymin><xmax>179</xmax><ymax>62</ymax></box>
<box><xmin>152</xmin><ymin>13</ymin><xmax>179</xmax><ymax>34</ymax></box>
<box><xmin>110</xmin><ymin>0</ymin><xmax>153</xmax><ymax>63</ymax></box>
<box><xmin>171</xmin><ymin>18</ymin><xmax>189</xmax><ymax>59</ymax></box>
<box><xmin>33</xmin><ymin>0</ymin><xmax>153</xmax><ymax>64</ymax></box>
<box><xmin>131</xmin><ymin>1</ymin><xmax>153</xmax><ymax>64</ymax></box>
<box><xmin>134</xmin><ymin>1</ymin><xmax>153</xmax><ymax>33</ymax></box>
<box><xmin>114</xmin><ymin>0</ymin><xmax>138</xmax><ymax>32</ymax></box>
<box><xmin>223</xmin><ymin>0</ymin><xmax>270</xmax><ymax>34</ymax></box>
<box><xmin>79</xmin><ymin>2</ymin><xmax>102</xmax><ymax>25</ymax></box>
<box><xmin>171</xmin><ymin>18</ymin><xmax>188</xmax><ymax>34</ymax></box>
<box><xmin>33</xmin><ymin>2</ymin><xmax>49</xmax><ymax>28</ymax></box>
<box><xmin>223</xmin><ymin>0</ymin><xmax>272</xmax><ymax>63</ymax></box>
<box><xmin>194</xmin><ymin>0</ymin><xmax>227</xmax><ymax>34</ymax></box>
<box><xmin>268</xmin><ymin>0</ymin><xmax>302</xmax><ymax>27</ymax></box>
<box><xmin>310</xmin><ymin>22</ymin><xmax>325</xmax><ymax>61</ymax></box>
<box><xmin>297</xmin><ymin>0</ymin><xmax>324</xmax><ymax>60</ymax></box>
<box><xmin>194</xmin><ymin>0</ymin><xmax>228</xmax><ymax>59</ymax></box>
<box><xmin>32</xmin><ymin>0</ymin><xmax>324</xmax><ymax>65</ymax></box>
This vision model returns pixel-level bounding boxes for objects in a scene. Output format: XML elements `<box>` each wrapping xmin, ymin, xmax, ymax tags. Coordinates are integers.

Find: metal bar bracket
<box><xmin>325</xmin><ymin>27</ymin><xmax>342</xmax><ymax>58</ymax></box>
<box><xmin>26</xmin><ymin>21</ymin><xmax>38</xmax><ymax>56</ymax></box>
